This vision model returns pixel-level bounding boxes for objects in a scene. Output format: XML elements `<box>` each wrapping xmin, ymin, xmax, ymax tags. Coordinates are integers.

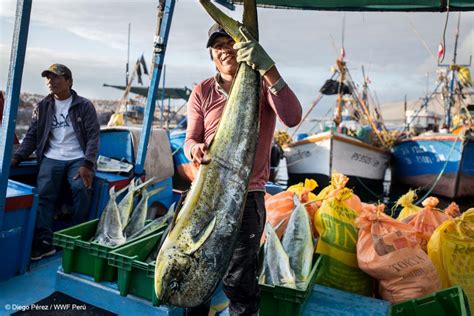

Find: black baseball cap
<box><xmin>41</xmin><ymin>63</ymin><xmax>72</xmax><ymax>79</ymax></box>
<box><xmin>206</xmin><ymin>23</ymin><xmax>231</xmax><ymax>48</ymax></box>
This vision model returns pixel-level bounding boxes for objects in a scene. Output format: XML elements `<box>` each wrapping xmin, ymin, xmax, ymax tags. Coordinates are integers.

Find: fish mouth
<box><xmin>154</xmin><ymin>261</ymin><xmax>166</xmax><ymax>301</ymax></box>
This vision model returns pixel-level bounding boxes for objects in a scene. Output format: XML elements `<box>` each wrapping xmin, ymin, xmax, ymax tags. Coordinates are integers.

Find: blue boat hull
<box><xmin>391</xmin><ymin>135</ymin><xmax>474</xmax><ymax>198</ymax></box>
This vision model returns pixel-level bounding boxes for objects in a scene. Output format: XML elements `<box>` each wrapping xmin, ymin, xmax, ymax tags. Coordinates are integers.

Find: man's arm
<box><xmin>264</xmin><ymin>78</ymin><xmax>302</xmax><ymax>128</ymax></box>
<box><xmin>234</xmin><ymin>27</ymin><xmax>302</xmax><ymax>127</ymax></box>
<box><xmin>184</xmin><ymin>86</ymin><xmax>205</xmax><ymax>162</ymax></box>
<box><xmin>13</xmin><ymin>104</ymin><xmax>39</xmax><ymax>164</ymax></box>
<box><xmin>82</xmin><ymin>101</ymin><xmax>100</xmax><ymax>169</ymax></box>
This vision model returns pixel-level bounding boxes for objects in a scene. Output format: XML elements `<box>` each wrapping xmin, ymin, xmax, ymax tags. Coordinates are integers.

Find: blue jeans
<box><xmin>36</xmin><ymin>157</ymin><xmax>92</xmax><ymax>243</ymax></box>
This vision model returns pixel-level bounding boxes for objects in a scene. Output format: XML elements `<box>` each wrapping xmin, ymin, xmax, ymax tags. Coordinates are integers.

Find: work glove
<box><xmin>234</xmin><ymin>26</ymin><xmax>275</xmax><ymax>76</ymax></box>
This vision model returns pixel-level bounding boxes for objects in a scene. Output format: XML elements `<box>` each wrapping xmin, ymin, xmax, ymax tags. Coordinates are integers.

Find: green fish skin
<box><xmin>118</xmin><ymin>177</ymin><xmax>156</xmax><ymax>228</ymax></box>
<box><xmin>127</xmin><ymin>207</ymin><xmax>174</xmax><ymax>241</ymax></box>
<box><xmin>94</xmin><ymin>187</ymin><xmax>126</xmax><ymax>247</ymax></box>
<box><xmin>124</xmin><ymin>186</ymin><xmax>165</xmax><ymax>238</ymax></box>
<box><xmin>154</xmin><ymin>0</ymin><xmax>260</xmax><ymax>307</ymax></box>
<box><xmin>260</xmin><ymin>222</ymin><xmax>296</xmax><ymax>289</ymax></box>
<box><xmin>282</xmin><ymin>196</ymin><xmax>314</xmax><ymax>289</ymax></box>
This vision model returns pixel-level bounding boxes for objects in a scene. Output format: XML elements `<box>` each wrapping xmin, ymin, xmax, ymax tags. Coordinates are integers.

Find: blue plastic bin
<box><xmin>0</xmin><ymin>180</ymin><xmax>38</xmax><ymax>281</ymax></box>
<box><xmin>303</xmin><ymin>284</ymin><xmax>390</xmax><ymax>316</ymax></box>
<box><xmin>89</xmin><ymin>172</ymin><xmax>132</xmax><ymax>220</ymax></box>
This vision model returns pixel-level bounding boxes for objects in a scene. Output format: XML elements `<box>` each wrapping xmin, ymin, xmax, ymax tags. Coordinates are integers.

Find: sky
<box><xmin>1</xmin><ymin>0</ymin><xmax>473</xmax><ymax>123</ymax></box>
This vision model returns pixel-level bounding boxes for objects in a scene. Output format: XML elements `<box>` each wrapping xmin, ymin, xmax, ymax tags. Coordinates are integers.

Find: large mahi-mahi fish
<box><xmin>154</xmin><ymin>0</ymin><xmax>261</xmax><ymax>307</ymax></box>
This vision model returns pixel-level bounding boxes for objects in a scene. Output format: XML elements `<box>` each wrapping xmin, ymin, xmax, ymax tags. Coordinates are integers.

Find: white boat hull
<box><xmin>284</xmin><ymin>131</ymin><xmax>390</xmax><ymax>200</ymax></box>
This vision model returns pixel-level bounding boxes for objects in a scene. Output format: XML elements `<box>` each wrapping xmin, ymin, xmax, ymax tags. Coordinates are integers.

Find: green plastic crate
<box><xmin>53</xmin><ymin>218</ymin><xmax>164</xmax><ymax>283</ymax></box>
<box><xmin>259</xmin><ymin>255</ymin><xmax>319</xmax><ymax>316</ymax></box>
<box><xmin>108</xmin><ymin>231</ymin><xmax>164</xmax><ymax>305</ymax></box>
<box><xmin>390</xmin><ymin>286</ymin><xmax>471</xmax><ymax>316</ymax></box>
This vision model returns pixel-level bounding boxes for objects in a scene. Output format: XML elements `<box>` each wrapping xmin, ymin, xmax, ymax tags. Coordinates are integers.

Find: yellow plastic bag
<box><xmin>287</xmin><ymin>178</ymin><xmax>318</xmax><ymax>201</ymax></box>
<box><xmin>313</xmin><ymin>174</ymin><xmax>373</xmax><ymax>296</ymax></box>
<box><xmin>428</xmin><ymin>208</ymin><xmax>474</xmax><ymax>314</ymax></box>
<box><xmin>395</xmin><ymin>190</ymin><xmax>422</xmax><ymax>220</ymax></box>
<box><xmin>107</xmin><ymin>113</ymin><xmax>125</xmax><ymax>127</ymax></box>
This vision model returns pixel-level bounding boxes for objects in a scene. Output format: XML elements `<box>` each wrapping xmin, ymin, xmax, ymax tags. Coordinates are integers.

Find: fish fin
<box><xmin>169</xmin><ymin>190</ymin><xmax>188</xmax><ymax>231</ymax></box>
<box><xmin>155</xmin><ymin>221</ymin><xmax>173</xmax><ymax>255</ymax></box>
<box><xmin>199</xmin><ymin>0</ymin><xmax>243</xmax><ymax>43</ymax></box>
<box><xmin>145</xmin><ymin>185</ymin><xmax>165</xmax><ymax>200</ymax></box>
<box><xmin>184</xmin><ymin>216</ymin><xmax>216</xmax><ymax>255</ymax></box>
<box><xmin>135</xmin><ymin>177</ymin><xmax>156</xmax><ymax>192</ymax></box>
<box><xmin>274</xmin><ymin>218</ymin><xmax>287</xmax><ymax>232</ymax></box>
<box><xmin>292</xmin><ymin>194</ymin><xmax>300</xmax><ymax>208</ymax></box>
<box><xmin>242</xmin><ymin>0</ymin><xmax>258</xmax><ymax>40</ymax></box>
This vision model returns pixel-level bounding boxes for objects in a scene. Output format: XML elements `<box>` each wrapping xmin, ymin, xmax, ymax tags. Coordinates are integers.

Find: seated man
<box><xmin>11</xmin><ymin>64</ymin><xmax>100</xmax><ymax>260</ymax></box>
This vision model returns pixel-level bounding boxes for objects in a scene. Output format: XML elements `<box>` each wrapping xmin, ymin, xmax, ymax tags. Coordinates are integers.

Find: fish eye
<box><xmin>169</xmin><ymin>280</ymin><xmax>178</xmax><ymax>291</ymax></box>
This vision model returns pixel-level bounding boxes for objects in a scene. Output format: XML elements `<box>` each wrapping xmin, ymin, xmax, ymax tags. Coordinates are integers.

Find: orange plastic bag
<box><xmin>444</xmin><ymin>201</ymin><xmax>461</xmax><ymax>218</ymax></box>
<box><xmin>264</xmin><ymin>191</ymin><xmax>295</xmax><ymax>240</ymax></box>
<box><xmin>299</xmin><ymin>190</ymin><xmax>320</xmax><ymax>237</ymax></box>
<box><xmin>401</xmin><ymin>197</ymin><xmax>450</xmax><ymax>252</ymax></box>
<box><xmin>357</xmin><ymin>204</ymin><xmax>441</xmax><ymax>303</ymax></box>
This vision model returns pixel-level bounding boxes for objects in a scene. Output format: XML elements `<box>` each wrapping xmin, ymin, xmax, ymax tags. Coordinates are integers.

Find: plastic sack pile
<box><xmin>262</xmin><ymin>173</ymin><xmax>472</xmax><ymax>306</ymax></box>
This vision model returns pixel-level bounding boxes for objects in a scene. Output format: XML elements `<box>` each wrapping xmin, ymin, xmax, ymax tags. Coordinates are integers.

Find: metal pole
<box><xmin>126</xmin><ymin>22</ymin><xmax>131</xmax><ymax>85</ymax></box>
<box><xmin>160</xmin><ymin>64</ymin><xmax>166</xmax><ymax>128</ymax></box>
<box><xmin>446</xmin><ymin>13</ymin><xmax>461</xmax><ymax>127</ymax></box>
<box><xmin>0</xmin><ymin>0</ymin><xmax>33</xmax><ymax>227</ymax></box>
<box><xmin>135</xmin><ymin>0</ymin><xmax>175</xmax><ymax>175</ymax></box>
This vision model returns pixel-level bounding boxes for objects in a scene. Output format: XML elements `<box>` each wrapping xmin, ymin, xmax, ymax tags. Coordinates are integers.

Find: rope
<box><xmin>171</xmin><ymin>144</ymin><xmax>183</xmax><ymax>156</ymax></box>
<box><xmin>414</xmin><ymin>132</ymin><xmax>461</xmax><ymax>205</ymax></box>
<box><xmin>289</xmin><ymin>72</ymin><xmax>337</xmax><ymax>136</ymax></box>
<box><xmin>439</xmin><ymin>0</ymin><xmax>450</xmax><ymax>64</ymax></box>
<box><xmin>354</xmin><ymin>175</ymin><xmax>384</xmax><ymax>201</ymax></box>
<box><xmin>345</xmin><ymin>68</ymin><xmax>388</xmax><ymax>148</ymax></box>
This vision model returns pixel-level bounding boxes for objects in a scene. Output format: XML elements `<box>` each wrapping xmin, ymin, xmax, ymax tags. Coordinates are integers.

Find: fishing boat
<box><xmin>285</xmin><ymin>130</ymin><xmax>390</xmax><ymax>199</ymax></box>
<box><xmin>391</xmin><ymin>14</ymin><xmax>474</xmax><ymax>199</ymax></box>
<box><xmin>283</xmin><ymin>56</ymin><xmax>391</xmax><ymax>201</ymax></box>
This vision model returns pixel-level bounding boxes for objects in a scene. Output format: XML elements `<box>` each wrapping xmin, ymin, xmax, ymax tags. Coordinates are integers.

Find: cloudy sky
<box><xmin>1</xmin><ymin>0</ymin><xmax>473</xmax><ymax>122</ymax></box>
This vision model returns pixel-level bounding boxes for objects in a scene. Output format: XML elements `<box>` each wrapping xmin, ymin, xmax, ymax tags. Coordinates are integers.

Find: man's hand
<box><xmin>10</xmin><ymin>157</ymin><xmax>19</xmax><ymax>168</ymax></box>
<box><xmin>234</xmin><ymin>26</ymin><xmax>275</xmax><ymax>76</ymax></box>
<box><xmin>191</xmin><ymin>143</ymin><xmax>211</xmax><ymax>167</ymax></box>
<box><xmin>74</xmin><ymin>166</ymin><xmax>93</xmax><ymax>189</ymax></box>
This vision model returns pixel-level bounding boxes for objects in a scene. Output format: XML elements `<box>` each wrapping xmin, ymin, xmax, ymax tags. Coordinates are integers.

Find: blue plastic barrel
<box><xmin>297</xmin><ymin>133</ymin><xmax>309</xmax><ymax>141</ymax></box>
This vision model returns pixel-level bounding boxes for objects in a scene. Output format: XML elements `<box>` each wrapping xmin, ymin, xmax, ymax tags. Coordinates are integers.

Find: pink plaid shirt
<box><xmin>185</xmin><ymin>76</ymin><xmax>302</xmax><ymax>191</ymax></box>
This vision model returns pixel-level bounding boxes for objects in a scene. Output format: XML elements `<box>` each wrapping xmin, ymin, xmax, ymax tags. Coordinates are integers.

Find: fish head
<box><xmin>155</xmin><ymin>250</ymin><xmax>193</xmax><ymax>306</ymax></box>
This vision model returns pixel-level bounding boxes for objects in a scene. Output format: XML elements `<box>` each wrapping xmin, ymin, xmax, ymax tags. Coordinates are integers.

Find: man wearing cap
<box><xmin>11</xmin><ymin>64</ymin><xmax>100</xmax><ymax>261</ymax></box>
<box><xmin>184</xmin><ymin>24</ymin><xmax>302</xmax><ymax>315</ymax></box>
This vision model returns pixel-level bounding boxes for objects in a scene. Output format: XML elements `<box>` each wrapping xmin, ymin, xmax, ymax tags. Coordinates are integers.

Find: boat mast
<box><xmin>126</xmin><ymin>22</ymin><xmax>131</xmax><ymax>85</ymax></box>
<box><xmin>441</xmin><ymin>12</ymin><xmax>471</xmax><ymax>128</ymax></box>
<box><xmin>334</xmin><ymin>15</ymin><xmax>346</xmax><ymax>127</ymax></box>
<box><xmin>444</xmin><ymin>13</ymin><xmax>461</xmax><ymax>127</ymax></box>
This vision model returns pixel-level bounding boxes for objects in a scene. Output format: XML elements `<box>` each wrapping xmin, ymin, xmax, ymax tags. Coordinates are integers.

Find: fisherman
<box><xmin>184</xmin><ymin>24</ymin><xmax>302</xmax><ymax>316</ymax></box>
<box><xmin>10</xmin><ymin>64</ymin><xmax>100</xmax><ymax>261</ymax></box>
